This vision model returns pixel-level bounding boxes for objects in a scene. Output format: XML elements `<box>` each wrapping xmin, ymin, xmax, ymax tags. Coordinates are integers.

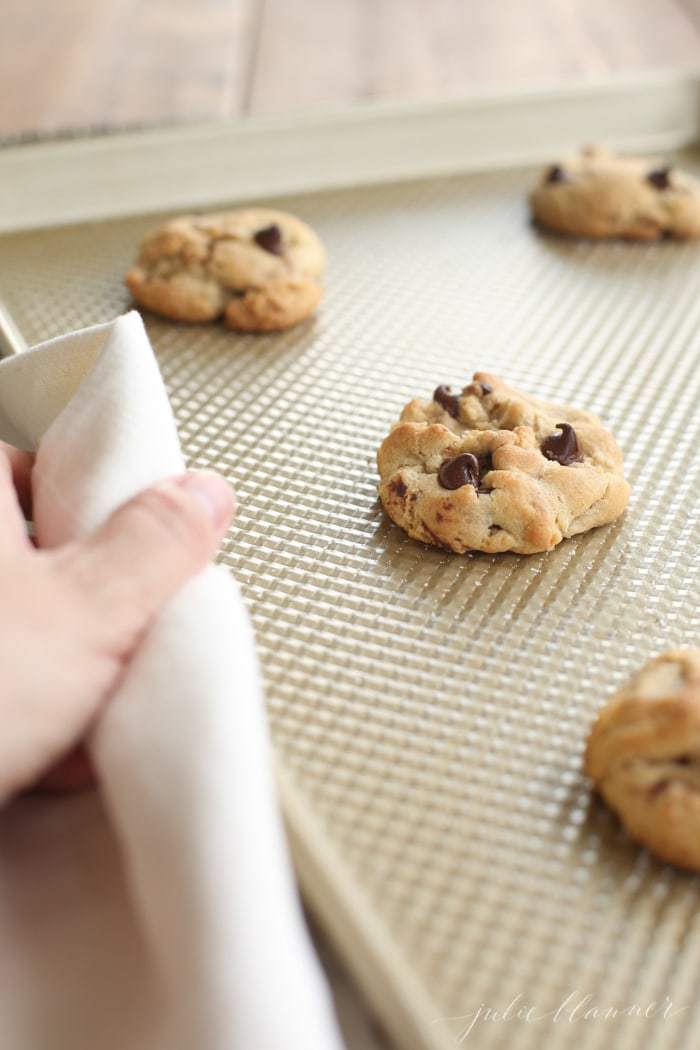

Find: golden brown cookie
<box><xmin>531</xmin><ymin>146</ymin><xmax>700</xmax><ymax>240</ymax></box>
<box><xmin>585</xmin><ymin>651</ymin><xmax>700</xmax><ymax>871</ymax></box>
<box><xmin>125</xmin><ymin>208</ymin><xmax>326</xmax><ymax>332</ymax></box>
<box><xmin>376</xmin><ymin>373</ymin><xmax>629</xmax><ymax>555</ymax></box>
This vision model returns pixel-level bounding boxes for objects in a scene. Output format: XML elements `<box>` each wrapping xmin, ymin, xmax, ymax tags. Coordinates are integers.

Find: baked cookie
<box><xmin>376</xmin><ymin>373</ymin><xmax>629</xmax><ymax>554</ymax></box>
<box><xmin>531</xmin><ymin>145</ymin><xmax>700</xmax><ymax>240</ymax></box>
<box><xmin>125</xmin><ymin>208</ymin><xmax>326</xmax><ymax>332</ymax></box>
<box><xmin>585</xmin><ymin>651</ymin><xmax>700</xmax><ymax>871</ymax></box>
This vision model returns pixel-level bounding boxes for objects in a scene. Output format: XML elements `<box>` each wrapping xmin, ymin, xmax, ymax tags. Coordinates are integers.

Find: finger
<box><xmin>0</xmin><ymin>450</ymin><xmax>33</xmax><ymax>553</ymax></box>
<box><xmin>0</xmin><ymin>442</ymin><xmax>34</xmax><ymax>518</ymax></box>
<box><xmin>57</xmin><ymin>471</ymin><xmax>235</xmax><ymax>649</ymax></box>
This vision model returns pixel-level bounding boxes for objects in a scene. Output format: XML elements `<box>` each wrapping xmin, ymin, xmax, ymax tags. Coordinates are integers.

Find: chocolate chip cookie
<box><xmin>531</xmin><ymin>146</ymin><xmax>700</xmax><ymax>240</ymax></box>
<box><xmin>586</xmin><ymin>651</ymin><xmax>700</xmax><ymax>871</ymax></box>
<box><xmin>125</xmin><ymin>208</ymin><xmax>326</xmax><ymax>332</ymax></box>
<box><xmin>377</xmin><ymin>373</ymin><xmax>629</xmax><ymax>554</ymax></box>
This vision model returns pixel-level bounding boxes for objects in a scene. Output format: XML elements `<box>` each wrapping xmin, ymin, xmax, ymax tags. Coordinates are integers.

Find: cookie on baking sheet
<box><xmin>376</xmin><ymin>372</ymin><xmax>629</xmax><ymax>555</ymax></box>
<box><xmin>585</xmin><ymin>651</ymin><xmax>700</xmax><ymax>871</ymax></box>
<box><xmin>531</xmin><ymin>146</ymin><xmax>700</xmax><ymax>240</ymax></box>
<box><xmin>125</xmin><ymin>208</ymin><xmax>326</xmax><ymax>332</ymax></box>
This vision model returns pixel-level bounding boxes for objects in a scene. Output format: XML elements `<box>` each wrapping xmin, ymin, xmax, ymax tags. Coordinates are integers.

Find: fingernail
<box><xmin>178</xmin><ymin>471</ymin><xmax>235</xmax><ymax>528</ymax></box>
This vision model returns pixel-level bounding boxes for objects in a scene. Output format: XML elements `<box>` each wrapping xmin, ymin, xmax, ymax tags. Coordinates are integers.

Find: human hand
<box><xmin>0</xmin><ymin>441</ymin><xmax>235</xmax><ymax>802</ymax></box>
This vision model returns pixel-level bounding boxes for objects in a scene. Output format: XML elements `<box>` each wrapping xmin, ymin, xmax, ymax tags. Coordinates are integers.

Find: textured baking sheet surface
<box><xmin>3</xmin><ymin>158</ymin><xmax>700</xmax><ymax>1050</ymax></box>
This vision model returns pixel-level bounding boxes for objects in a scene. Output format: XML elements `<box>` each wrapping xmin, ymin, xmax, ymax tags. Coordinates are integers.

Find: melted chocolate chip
<box><xmin>480</xmin><ymin>382</ymin><xmax>493</xmax><ymax>395</ymax></box>
<box><xmin>391</xmin><ymin>478</ymin><xmax>407</xmax><ymax>498</ymax></box>
<box><xmin>438</xmin><ymin>453</ymin><xmax>480</xmax><ymax>491</ymax></box>
<box><xmin>541</xmin><ymin>423</ymin><xmax>583</xmax><ymax>466</ymax></box>
<box><xmin>647</xmin><ymin>167</ymin><xmax>671</xmax><ymax>191</ymax></box>
<box><xmin>546</xmin><ymin>165</ymin><xmax>567</xmax><ymax>184</ymax></box>
<box><xmin>477</xmin><ymin>452</ymin><xmax>493</xmax><ymax>493</ymax></box>
<box><xmin>254</xmin><ymin>223</ymin><xmax>283</xmax><ymax>255</ymax></box>
<box><xmin>433</xmin><ymin>385</ymin><xmax>461</xmax><ymax>419</ymax></box>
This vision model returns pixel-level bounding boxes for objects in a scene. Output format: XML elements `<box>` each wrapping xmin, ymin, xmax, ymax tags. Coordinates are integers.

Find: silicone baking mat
<box><xmin>2</xmin><ymin>159</ymin><xmax>700</xmax><ymax>1050</ymax></box>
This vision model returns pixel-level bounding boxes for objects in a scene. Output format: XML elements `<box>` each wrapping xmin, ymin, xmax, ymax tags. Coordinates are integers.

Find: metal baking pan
<box><xmin>2</xmin><ymin>72</ymin><xmax>700</xmax><ymax>1050</ymax></box>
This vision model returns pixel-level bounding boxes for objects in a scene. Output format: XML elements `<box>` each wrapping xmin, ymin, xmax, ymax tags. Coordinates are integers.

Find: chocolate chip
<box><xmin>647</xmin><ymin>167</ymin><xmax>671</xmax><ymax>190</ymax></box>
<box><xmin>546</xmin><ymin>165</ymin><xmax>567</xmax><ymax>184</ymax></box>
<box><xmin>254</xmin><ymin>223</ymin><xmax>283</xmax><ymax>255</ymax></box>
<box><xmin>391</xmin><ymin>478</ymin><xmax>407</xmax><ymax>498</ymax></box>
<box><xmin>438</xmin><ymin>453</ymin><xmax>480</xmax><ymax>491</ymax></box>
<box><xmin>480</xmin><ymin>383</ymin><xmax>493</xmax><ymax>395</ymax></box>
<box><xmin>541</xmin><ymin>423</ymin><xmax>583</xmax><ymax>466</ymax></box>
<box><xmin>433</xmin><ymin>385</ymin><xmax>461</xmax><ymax>419</ymax></box>
<box><xmin>477</xmin><ymin>454</ymin><xmax>494</xmax><ymax>493</ymax></box>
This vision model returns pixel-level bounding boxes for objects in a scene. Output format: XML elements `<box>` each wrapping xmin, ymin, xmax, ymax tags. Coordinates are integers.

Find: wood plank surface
<box><xmin>248</xmin><ymin>0</ymin><xmax>700</xmax><ymax>113</ymax></box>
<box><xmin>3</xmin><ymin>0</ymin><xmax>700</xmax><ymax>137</ymax></box>
<box><xmin>4</xmin><ymin>0</ymin><xmax>700</xmax><ymax>137</ymax></box>
<box><xmin>0</xmin><ymin>0</ymin><xmax>257</xmax><ymax>136</ymax></box>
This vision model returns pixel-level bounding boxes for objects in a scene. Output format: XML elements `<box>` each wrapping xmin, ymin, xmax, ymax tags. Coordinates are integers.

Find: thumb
<box><xmin>60</xmin><ymin>471</ymin><xmax>235</xmax><ymax>649</ymax></box>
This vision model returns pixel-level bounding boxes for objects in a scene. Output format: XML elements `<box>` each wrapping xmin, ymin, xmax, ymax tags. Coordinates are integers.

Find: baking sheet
<box><xmin>2</xmin><ymin>155</ymin><xmax>700</xmax><ymax>1050</ymax></box>
<box><xmin>3</xmin><ymin>71</ymin><xmax>698</xmax><ymax>233</ymax></box>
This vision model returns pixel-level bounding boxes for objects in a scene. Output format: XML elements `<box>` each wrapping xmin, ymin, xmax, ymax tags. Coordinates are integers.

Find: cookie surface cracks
<box><xmin>585</xmin><ymin>651</ymin><xmax>700</xmax><ymax>871</ymax></box>
<box><xmin>376</xmin><ymin>372</ymin><xmax>629</xmax><ymax>555</ymax></box>
<box><xmin>125</xmin><ymin>208</ymin><xmax>326</xmax><ymax>331</ymax></box>
<box><xmin>531</xmin><ymin>146</ymin><xmax>700</xmax><ymax>240</ymax></box>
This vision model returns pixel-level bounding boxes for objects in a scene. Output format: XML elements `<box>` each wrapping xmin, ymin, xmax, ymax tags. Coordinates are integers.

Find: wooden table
<box><xmin>4</xmin><ymin>0</ymin><xmax>700</xmax><ymax>138</ymax></box>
